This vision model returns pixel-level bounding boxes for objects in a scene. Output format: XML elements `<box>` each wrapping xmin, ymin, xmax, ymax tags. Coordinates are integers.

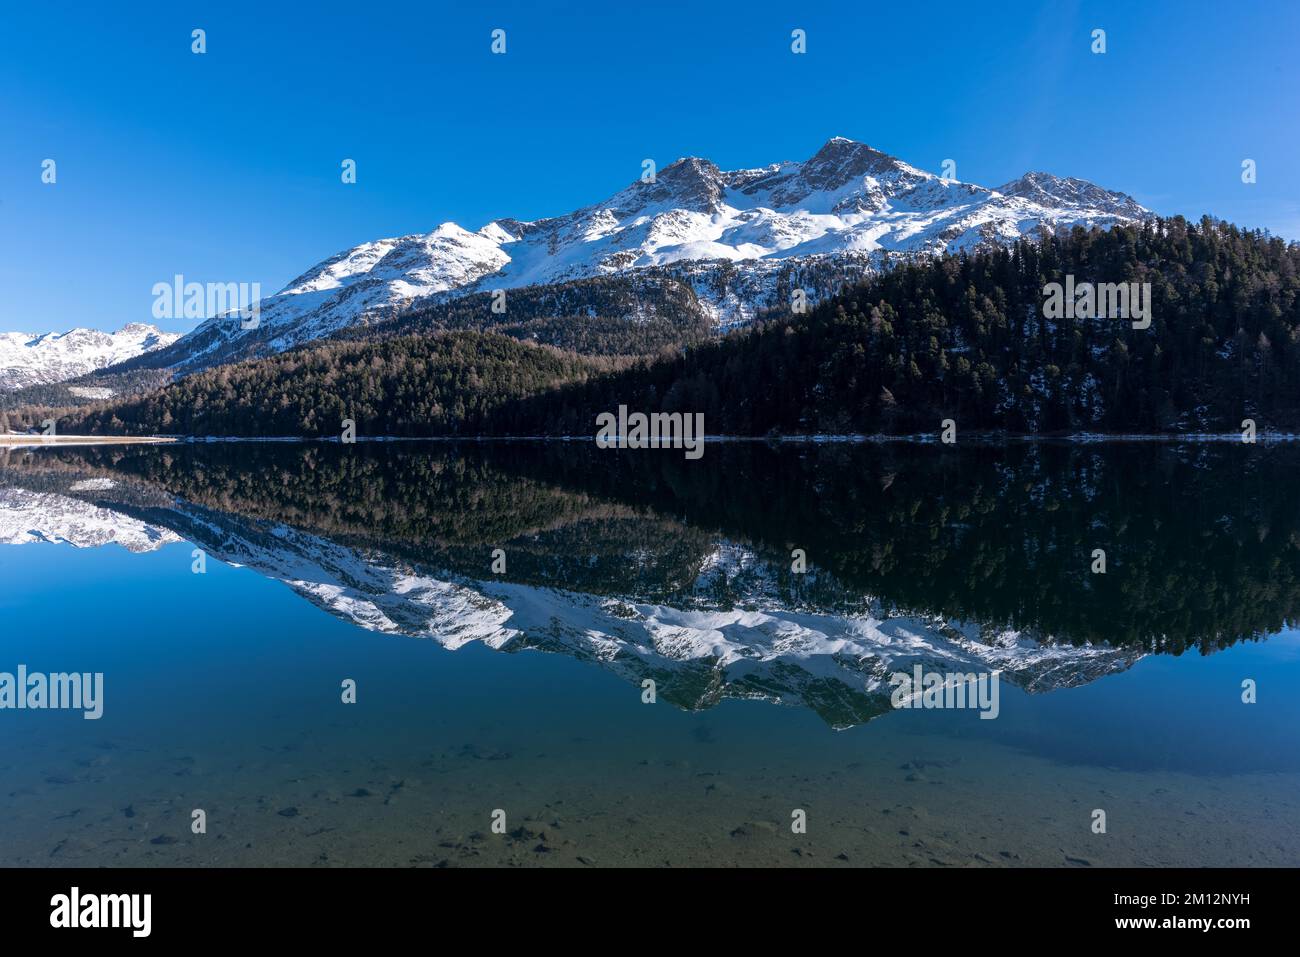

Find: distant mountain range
<box><xmin>0</xmin><ymin>323</ymin><xmax>179</xmax><ymax>393</ymax></box>
<box><xmin>6</xmin><ymin>138</ymin><xmax>1151</xmax><ymax>390</ymax></box>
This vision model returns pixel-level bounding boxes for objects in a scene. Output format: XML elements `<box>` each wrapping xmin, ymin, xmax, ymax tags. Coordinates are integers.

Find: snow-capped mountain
<box><xmin>0</xmin><ymin>323</ymin><xmax>180</xmax><ymax>392</ymax></box>
<box><xmin>135</xmin><ymin>137</ymin><xmax>1152</xmax><ymax>375</ymax></box>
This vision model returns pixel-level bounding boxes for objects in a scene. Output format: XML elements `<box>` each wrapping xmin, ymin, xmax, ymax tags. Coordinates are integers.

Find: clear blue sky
<box><xmin>2</xmin><ymin>0</ymin><xmax>1296</xmax><ymax>335</ymax></box>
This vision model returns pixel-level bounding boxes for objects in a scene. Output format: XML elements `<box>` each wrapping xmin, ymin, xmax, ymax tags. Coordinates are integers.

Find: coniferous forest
<box><xmin>11</xmin><ymin>216</ymin><xmax>1300</xmax><ymax>438</ymax></box>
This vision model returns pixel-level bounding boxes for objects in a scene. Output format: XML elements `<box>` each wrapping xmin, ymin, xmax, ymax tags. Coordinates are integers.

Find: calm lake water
<box><xmin>1</xmin><ymin>439</ymin><xmax>1298</xmax><ymax>867</ymax></box>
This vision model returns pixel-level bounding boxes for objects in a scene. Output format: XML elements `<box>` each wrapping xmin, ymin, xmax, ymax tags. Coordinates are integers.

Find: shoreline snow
<box><xmin>88</xmin><ymin>431</ymin><xmax>1300</xmax><ymax>445</ymax></box>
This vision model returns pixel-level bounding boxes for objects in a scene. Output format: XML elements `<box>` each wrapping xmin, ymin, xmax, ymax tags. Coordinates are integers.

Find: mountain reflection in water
<box><xmin>2</xmin><ymin>440</ymin><xmax>1295</xmax><ymax>730</ymax></box>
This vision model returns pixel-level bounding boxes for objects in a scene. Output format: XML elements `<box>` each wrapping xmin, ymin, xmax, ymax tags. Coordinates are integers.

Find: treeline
<box><xmin>17</xmin><ymin>215</ymin><xmax>1300</xmax><ymax>437</ymax></box>
<box><xmin>29</xmin><ymin>332</ymin><xmax>614</xmax><ymax>437</ymax></box>
<box><xmin>87</xmin><ymin>271</ymin><xmax>714</xmax><ymax>383</ymax></box>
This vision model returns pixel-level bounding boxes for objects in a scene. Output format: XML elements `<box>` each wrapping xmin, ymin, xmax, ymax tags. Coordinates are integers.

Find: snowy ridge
<box><xmin>0</xmin><ymin>323</ymin><xmax>180</xmax><ymax>392</ymax></box>
<box><xmin>154</xmin><ymin>137</ymin><xmax>1151</xmax><ymax>370</ymax></box>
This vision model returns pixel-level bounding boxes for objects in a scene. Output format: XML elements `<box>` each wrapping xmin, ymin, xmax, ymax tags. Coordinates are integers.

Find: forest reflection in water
<box><xmin>2</xmin><ymin>439</ymin><xmax>1295</xmax><ymax>728</ymax></box>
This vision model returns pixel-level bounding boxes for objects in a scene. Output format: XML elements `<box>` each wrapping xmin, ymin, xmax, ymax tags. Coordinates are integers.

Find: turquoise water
<box><xmin>1</xmin><ymin>441</ymin><xmax>1298</xmax><ymax>867</ymax></box>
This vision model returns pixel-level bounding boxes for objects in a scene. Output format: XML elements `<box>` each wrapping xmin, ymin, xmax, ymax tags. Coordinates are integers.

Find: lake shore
<box><xmin>22</xmin><ymin>431</ymin><xmax>1291</xmax><ymax>445</ymax></box>
<box><xmin>0</xmin><ymin>434</ymin><xmax>176</xmax><ymax>447</ymax></box>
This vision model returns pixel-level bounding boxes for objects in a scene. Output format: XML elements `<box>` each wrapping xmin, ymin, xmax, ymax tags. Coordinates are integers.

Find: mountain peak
<box><xmin>995</xmin><ymin>171</ymin><xmax>1146</xmax><ymax>216</ymax></box>
<box><xmin>631</xmin><ymin>155</ymin><xmax>725</xmax><ymax>213</ymax></box>
<box><xmin>608</xmin><ymin>155</ymin><xmax>733</xmax><ymax>214</ymax></box>
<box><xmin>809</xmin><ymin>135</ymin><xmax>881</xmax><ymax>159</ymax></box>
<box><xmin>800</xmin><ymin>137</ymin><xmax>909</xmax><ymax>191</ymax></box>
<box><xmin>662</xmin><ymin>155</ymin><xmax>721</xmax><ymax>176</ymax></box>
<box><xmin>119</xmin><ymin>322</ymin><xmax>165</xmax><ymax>336</ymax></box>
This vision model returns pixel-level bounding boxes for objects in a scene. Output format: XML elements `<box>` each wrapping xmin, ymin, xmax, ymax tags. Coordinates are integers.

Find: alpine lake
<box><xmin>1</xmin><ymin>438</ymin><xmax>1298</xmax><ymax>867</ymax></box>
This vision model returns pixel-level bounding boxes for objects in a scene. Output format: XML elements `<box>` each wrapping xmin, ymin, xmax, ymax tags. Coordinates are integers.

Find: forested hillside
<box><xmin>501</xmin><ymin>216</ymin><xmax>1300</xmax><ymax>435</ymax></box>
<box><xmin>24</xmin><ymin>332</ymin><xmax>613</xmax><ymax>437</ymax></box>
<box><xmin>15</xmin><ymin>216</ymin><xmax>1300</xmax><ymax>438</ymax></box>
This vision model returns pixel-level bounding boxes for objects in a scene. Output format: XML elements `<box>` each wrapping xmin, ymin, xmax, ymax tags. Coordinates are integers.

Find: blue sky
<box><xmin>2</xmin><ymin>0</ymin><xmax>1297</xmax><ymax>335</ymax></box>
